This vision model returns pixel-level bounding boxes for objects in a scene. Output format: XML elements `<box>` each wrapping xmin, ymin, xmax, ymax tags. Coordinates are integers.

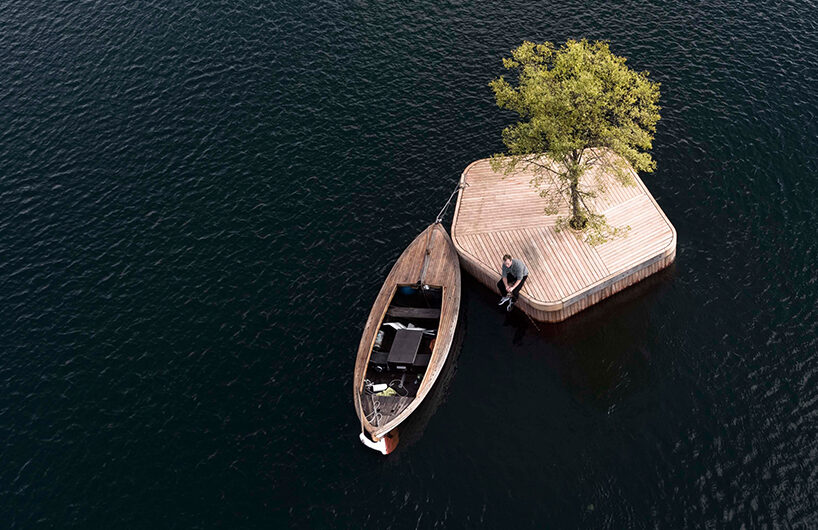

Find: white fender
<box><xmin>359</xmin><ymin>432</ymin><xmax>388</xmax><ymax>455</ymax></box>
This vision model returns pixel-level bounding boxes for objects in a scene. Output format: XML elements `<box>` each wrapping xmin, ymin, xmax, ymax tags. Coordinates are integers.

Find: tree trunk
<box><xmin>569</xmin><ymin>170</ymin><xmax>586</xmax><ymax>230</ymax></box>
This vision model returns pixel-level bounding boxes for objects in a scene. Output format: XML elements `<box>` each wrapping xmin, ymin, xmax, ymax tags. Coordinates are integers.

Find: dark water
<box><xmin>2</xmin><ymin>0</ymin><xmax>817</xmax><ymax>527</ymax></box>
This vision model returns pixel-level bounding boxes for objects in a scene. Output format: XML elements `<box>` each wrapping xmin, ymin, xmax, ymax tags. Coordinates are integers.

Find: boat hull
<box><xmin>353</xmin><ymin>223</ymin><xmax>461</xmax><ymax>442</ymax></box>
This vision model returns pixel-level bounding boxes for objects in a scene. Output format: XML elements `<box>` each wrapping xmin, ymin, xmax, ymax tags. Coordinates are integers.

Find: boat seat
<box><xmin>385</xmin><ymin>307</ymin><xmax>441</xmax><ymax>319</ymax></box>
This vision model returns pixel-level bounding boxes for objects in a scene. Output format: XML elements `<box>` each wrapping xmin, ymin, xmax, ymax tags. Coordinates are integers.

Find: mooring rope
<box><xmin>435</xmin><ymin>181</ymin><xmax>467</xmax><ymax>224</ymax></box>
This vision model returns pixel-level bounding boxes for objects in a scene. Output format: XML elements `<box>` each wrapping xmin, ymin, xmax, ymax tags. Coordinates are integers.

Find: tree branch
<box><xmin>520</xmin><ymin>156</ymin><xmax>564</xmax><ymax>179</ymax></box>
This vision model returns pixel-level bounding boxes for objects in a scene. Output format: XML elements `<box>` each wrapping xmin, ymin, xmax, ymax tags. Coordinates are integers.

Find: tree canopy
<box><xmin>489</xmin><ymin>39</ymin><xmax>661</xmax><ymax>243</ymax></box>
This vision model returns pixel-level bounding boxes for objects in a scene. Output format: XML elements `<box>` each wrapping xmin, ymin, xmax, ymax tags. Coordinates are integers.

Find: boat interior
<box><xmin>360</xmin><ymin>284</ymin><xmax>443</xmax><ymax>429</ymax></box>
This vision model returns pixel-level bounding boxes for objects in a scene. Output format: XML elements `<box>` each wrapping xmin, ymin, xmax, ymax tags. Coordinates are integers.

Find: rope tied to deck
<box><xmin>435</xmin><ymin>181</ymin><xmax>468</xmax><ymax>224</ymax></box>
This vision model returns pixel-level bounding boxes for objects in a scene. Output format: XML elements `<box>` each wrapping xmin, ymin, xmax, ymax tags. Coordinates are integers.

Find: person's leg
<box><xmin>511</xmin><ymin>275</ymin><xmax>528</xmax><ymax>302</ymax></box>
<box><xmin>498</xmin><ymin>274</ymin><xmax>516</xmax><ymax>304</ymax></box>
<box><xmin>506</xmin><ymin>273</ymin><xmax>517</xmax><ymax>291</ymax></box>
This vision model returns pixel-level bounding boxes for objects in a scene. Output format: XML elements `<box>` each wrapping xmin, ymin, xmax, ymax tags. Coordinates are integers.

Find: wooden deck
<box><xmin>451</xmin><ymin>151</ymin><xmax>676</xmax><ymax>322</ymax></box>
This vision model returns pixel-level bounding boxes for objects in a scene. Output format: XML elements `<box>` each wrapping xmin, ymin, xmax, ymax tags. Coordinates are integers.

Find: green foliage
<box><xmin>489</xmin><ymin>39</ymin><xmax>661</xmax><ymax>243</ymax></box>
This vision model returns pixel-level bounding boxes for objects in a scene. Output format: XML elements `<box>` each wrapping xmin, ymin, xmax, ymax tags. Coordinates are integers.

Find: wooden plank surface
<box><xmin>451</xmin><ymin>152</ymin><xmax>676</xmax><ymax>321</ymax></box>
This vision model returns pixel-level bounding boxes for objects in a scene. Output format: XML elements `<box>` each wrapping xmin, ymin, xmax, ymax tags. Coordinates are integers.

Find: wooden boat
<box><xmin>353</xmin><ymin>222</ymin><xmax>461</xmax><ymax>454</ymax></box>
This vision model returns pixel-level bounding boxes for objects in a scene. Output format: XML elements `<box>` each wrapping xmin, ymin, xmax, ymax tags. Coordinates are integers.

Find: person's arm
<box><xmin>502</xmin><ymin>274</ymin><xmax>510</xmax><ymax>291</ymax></box>
<box><xmin>507</xmin><ymin>261</ymin><xmax>523</xmax><ymax>292</ymax></box>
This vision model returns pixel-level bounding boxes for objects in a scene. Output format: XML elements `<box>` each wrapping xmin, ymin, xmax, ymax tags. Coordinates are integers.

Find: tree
<box><xmin>489</xmin><ymin>39</ymin><xmax>661</xmax><ymax>243</ymax></box>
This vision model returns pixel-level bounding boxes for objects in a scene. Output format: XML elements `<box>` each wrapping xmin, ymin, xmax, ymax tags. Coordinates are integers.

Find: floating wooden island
<box><xmin>451</xmin><ymin>152</ymin><xmax>677</xmax><ymax>322</ymax></box>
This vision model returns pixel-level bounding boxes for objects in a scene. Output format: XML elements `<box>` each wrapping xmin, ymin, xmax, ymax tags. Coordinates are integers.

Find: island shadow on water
<box><xmin>466</xmin><ymin>262</ymin><xmax>676</xmax><ymax>411</ymax></box>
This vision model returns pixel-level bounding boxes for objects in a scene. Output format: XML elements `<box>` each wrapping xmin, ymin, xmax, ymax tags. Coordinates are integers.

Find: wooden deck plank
<box><xmin>522</xmin><ymin>228</ymin><xmax>558</xmax><ymax>301</ymax></box>
<box><xmin>475</xmin><ymin>233</ymin><xmax>500</xmax><ymax>278</ymax></box>
<box><xmin>549</xmin><ymin>230</ymin><xmax>584</xmax><ymax>292</ymax></box>
<box><xmin>541</xmin><ymin>227</ymin><xmax>581</xmax><ymax>294</ymax></box>
<box><xmin>533</xmin><ymin>227</ymin><xmax>571</xmax><ymax>298</ymax></box>
<box><xmin>556</xmin><ymin>229</ymin><xmax>596</xmax><ymax>287</ymax></box>
<box><xmin>474</xmin><ymin>234</ymin><xmax>497</xmax><ymax>274</ymax></box>
<box><xmin>531</xmin><ymin>228</ymin><xmax>569</xmax><ymax>301</ymax></box>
